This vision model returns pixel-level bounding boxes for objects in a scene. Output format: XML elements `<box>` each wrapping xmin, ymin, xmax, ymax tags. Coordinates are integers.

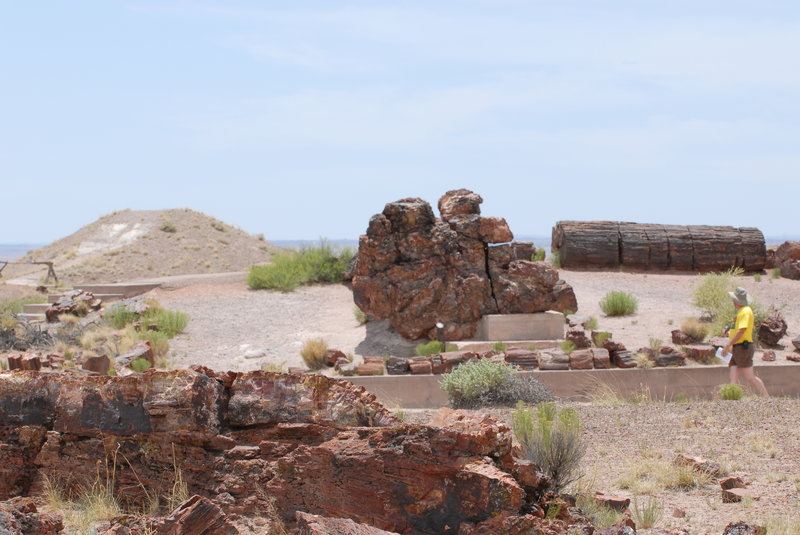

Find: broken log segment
<box><xmin>551</xmin><ymin>221</ymin><xmax>766</xmax><ymax>272</ymax></box>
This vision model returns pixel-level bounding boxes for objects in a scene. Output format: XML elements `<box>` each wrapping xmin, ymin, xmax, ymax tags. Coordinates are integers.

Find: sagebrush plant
<box><xmin>300</xmin><ymin>338</ymin><xmax>328</xmax><ymax>370</ymax></box>
<box><xmin>680</xmin><ymin>318</ymin><xmax>708</xmax><ymax>342</ymax></box>
<box><xmin>634</xmin><ymin>352</ymin><xmax>654</xmax><ymax>369</ymax></box>
<box><xmin>439</xmin><ymin>359</ymin><xmax>553</xmax><ymax>409</ymax></box>
<box><xmin>247</xmin><ymin>239</ymin><xmax>353</xmax><ymax>292</ymax></box>
<box><xmin>415</xmin><ymin>340</ymin><xmax>457</xmax><ymax>356</ymax></box>
<box><xmin>159</xmin><ymin>219</ymin><xmax>177</xmax><ymax>233</ymax></box>
<box><xmin>512</xmin><ymin>401</ymin><xmax>585</xmax><ymax>492</ymax></box>
<box><xmin>599</xmin><ymin>291</ymin><xmax>638</xmax><ymax>316</ymax></box>
<box><xmin>560</xmin><ymin>340</ymin><xmax>576</xmax><ymax>354</ymax></box>
<box><xmin>531</xmin><ymin>248</ymin><xmax>546</xmax><ymax>262</ymax></box>
<box><xmin>718</xmin><ymin>383</ymin><xmax>745</xmax><ymax>400</ymax></box>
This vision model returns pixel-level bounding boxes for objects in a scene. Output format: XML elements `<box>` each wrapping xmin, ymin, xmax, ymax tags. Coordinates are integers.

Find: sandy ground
<box><xmin>140</xmin><ymin>269</ymin><xmax>800</xmax><ymax>372</ymax></box>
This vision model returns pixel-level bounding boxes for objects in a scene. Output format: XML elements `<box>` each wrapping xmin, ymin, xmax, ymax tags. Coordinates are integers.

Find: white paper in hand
<box><xmin>716</xmin><ymin>347</ymin><xmax>732</xmax><ymax>364</ymax></box>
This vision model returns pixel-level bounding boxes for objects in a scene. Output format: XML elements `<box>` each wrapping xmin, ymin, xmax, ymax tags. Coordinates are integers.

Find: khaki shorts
<box><xmin>730</xmin><ymin>342</ymin><xmax>755</xmax><ymax>368</ymax></box>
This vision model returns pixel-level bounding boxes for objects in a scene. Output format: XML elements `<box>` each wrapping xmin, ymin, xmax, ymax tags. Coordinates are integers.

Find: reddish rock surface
<box><xmin>350</xmin><ymin>190</ymin><xmax>576</xmax><ymax>340</ymax></box>
<box><xmin>0</xmin><ymin>497</ymin><xmax>63</xmax><ymax>535</ymax></box>
<box><xmin>0</xmin><ymin>369</ymin><xmax>583</xmax><ymax>535</ymax></box>
<box><xmin>296</xmin><ymin>512</ymin><xmax>401</xmax><ymax>535</ymax></box>
<box><xmin>758</xmin><ymin>308</ymin><xmax>787</xmax><ymax>347</ymax></box>
<box><xmin>773</xmin><ymin>241</ymin><xmax>800</xmax><ymax>280</ymax></box>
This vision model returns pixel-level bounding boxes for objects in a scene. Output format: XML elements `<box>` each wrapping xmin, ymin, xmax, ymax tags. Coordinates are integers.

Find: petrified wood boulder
<box><xmin>758</xmin><ymin>308</ymin><xmax>787</xmax><ymax>348</ymax></box>
<box><xmin>45</xmin><ymin>290</ymin><xmax>102</xmax><ymax>322</ymax></box>
<box><xmin>773</xmin><ymin>241</ymin><xmax>800</xmax><ymax>279</ymax></box>
<box><xmin>0</xmin><ymin>497</ymin><xmax>63</xmax><ymax>535</ymax></box>
<box><xmin>552</xmin><ymin>221</ymin><xmax>766</xmax><ymax>272</ymax></box>
<box><xmin>0</xmin><ymin>369</ymin><xmax>578</xmax><ymax>535</ymax></box>
<box><xmin>351</xmin><ymin>190</ymin><xmax>577</xmax><ymax>340</ymax></box>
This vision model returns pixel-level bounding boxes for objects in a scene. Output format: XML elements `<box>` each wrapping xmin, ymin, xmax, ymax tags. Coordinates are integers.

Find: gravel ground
<box><xmin>403</xmin><ymin>398</ymin><xmax>800</xmax><ymax>534</ymax></box>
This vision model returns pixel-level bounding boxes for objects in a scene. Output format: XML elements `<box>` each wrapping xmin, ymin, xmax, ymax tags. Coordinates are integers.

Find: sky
<box><xmin>2</xmin><ymin>1</ymin><xmax>800</xmax><ymax>244</ymax></box>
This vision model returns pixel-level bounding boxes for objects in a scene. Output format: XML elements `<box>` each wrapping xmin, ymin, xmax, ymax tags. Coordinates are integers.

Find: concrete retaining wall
<box><xmin>347</xmin><ymin>365</ymin><xmax>800</xmax><ymax>408</ymax></box>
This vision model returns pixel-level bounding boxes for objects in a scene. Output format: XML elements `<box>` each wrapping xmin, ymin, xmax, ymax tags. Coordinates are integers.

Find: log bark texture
<box><xmin>552</xmin><ymin>221</ymin><xmax>766</xmax><ymax>271</ymax></box>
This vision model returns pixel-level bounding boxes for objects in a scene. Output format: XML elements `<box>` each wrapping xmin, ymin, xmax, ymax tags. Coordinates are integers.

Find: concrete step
<box><xmin>74</xmin><ymin>283</ymin><xmax>160</xmax><ymax>298</ymax></box>
<box><xmin>22</xmin><ymin>303</ymin><xmax>51</xmax><ymax>314</ymax></box>
<box><xmin>15</xmin><ymin>313</ymin><xmax>45</xmax><ymax>323</ymax></box>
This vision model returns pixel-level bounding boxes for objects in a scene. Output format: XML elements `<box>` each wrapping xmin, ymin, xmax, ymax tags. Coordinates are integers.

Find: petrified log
<box><xmin>351</xmin><ymin>191</ymin><xmax>577</xmax><ymax>340</ymax></box>
<box><xmin>773</xmin><ymin>241</ymin><xmax>800</xmax><ymax>279</ymax></box>
<box><xmin>552</xmin><ymin>221</ymin><xmax>766</xmax><ymax>271</ymax></box>
<box><xmin>0</xmin><ymin>369</ymin><xmax>572</xmax><ymax>535</ymax></box>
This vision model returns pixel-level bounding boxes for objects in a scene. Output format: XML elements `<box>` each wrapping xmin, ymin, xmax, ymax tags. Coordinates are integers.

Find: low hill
<box><xmin>4</xmin><ymin>209</ymin><xmax>281</xmax><ymax>285</ymax></box>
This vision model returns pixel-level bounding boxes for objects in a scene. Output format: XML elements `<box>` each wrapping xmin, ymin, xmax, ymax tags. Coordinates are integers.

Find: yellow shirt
<box><xmin>731</xmin><ymin>305</ymin><xmax>754</xmax><ymax>343</ymax></box>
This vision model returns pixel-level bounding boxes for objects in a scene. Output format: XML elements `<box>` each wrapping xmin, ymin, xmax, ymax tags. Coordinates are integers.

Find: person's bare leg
<box><xmin>740</xmin><ymin>366</ymin><xmax>769</xmax><ymax>397</ymax></box>
<box><xmin>729</xmin><ymin>365</ymin><xmax>739</xmax><ymax>385</ymax></box>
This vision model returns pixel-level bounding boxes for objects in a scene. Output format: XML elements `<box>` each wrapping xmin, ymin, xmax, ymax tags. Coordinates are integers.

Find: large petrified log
<box><xmin>552</xmin><ymin>221</ymin><xmax>766</xmax><ymax>272</ymax></box>
<box><xmin>350</xmin><ymin>190</ymin><xmax>577</xmax><ymax>340</ymax></box>
<box><xmin>0</xmin><ymin>369</ymin><xmax>598</xmax><ymax>535</ymax></box>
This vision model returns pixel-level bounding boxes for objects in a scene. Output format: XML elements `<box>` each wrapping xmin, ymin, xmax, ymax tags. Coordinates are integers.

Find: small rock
<box><xmin>761</xmin><ymin>350</ymin><xmax>776</xmax><ymax>362</ymax></box>
<box><xmin>672</xmin><ymin>507</ymin><xmax>686</xmax><ymax>518</ymax></box>
<box><xmin>722</xmin><ymin>521</ymin><xmax>766</xmax><ymax>535</ymax></box>
<box><xmin>787</xmin><ymin>353</ymin><xmax>800</xmax><ymax>363</ymax></box>
<box><xmin>243</xmin><ymin>349</ymin><xmax>267</xmax><ymax>359</ymax></box>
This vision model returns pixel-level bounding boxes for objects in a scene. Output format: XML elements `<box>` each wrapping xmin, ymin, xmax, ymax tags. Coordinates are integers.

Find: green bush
<box><xmin>719</xmin><ymin>383</ymin><xmax>745</xmax><ymax>400</ymax></box>
<box><xmin>0</xmin><ymin>293</ymin><xmax>46</xmax><ymax>315</ymax></box>
<box><xmin>142</xmin><ymin>308</ymin><xmax>189</xmax><ymax>338</ymax></box>
<box><xmin>131</xmin><ymin>358</ymin><xmax>152</xmax><ymax>373</ymax></box>
<box><xmin>492</xmin><ymin>341</ymin><xmax>508</xmax><ymax>352</ymax></box>
<box><xmin>136</xmin><ymin>330</ymin><xmax>170</xmax><ymax>359</ymax></box>
<box><xmin>440</xmin><ymin>359</ymin><xmax>552</xmax><ymax>409</ymax></box>
<box><xmin>531</xmin><ymin>248</ymin><xmax>546</xmax><ymax>262</ymax></box>
<box><xmin>550</xmin><ymin>250</ymin><xmax>561</xmax><ymax>268</ymax></box>
<box><xmin>559</xmin><ymin>340</ymin><xmax>576</xmax><ymax>354</ymax></box>
<box><xmin>415</xmin><ymin>340</ymin><xmax>457</xmax><ymax>356</ymax></box>
<box><xmin>159</xmin><ymin>220</ymin><xmax>177</xmax><ymax>233</ymax></box>
<box><xmin>599</xmin><ymin>291</ymin><xmax>638</xmax><ymax>316</ymax></box>
<box><xmin>247</xmin><ymin>240</ymin><xmax>354</xmax><ymax>291</ymax></box>
<box><xmin>512</xmin><ymin>401</ymin><xmax>585</xmax><ymax>492</ymax></box>
<box><xmin>105</xmin><ymin>303</ymin><xmax>139</xmax><ymax>329</ymax></box>
<box><xmin>680</xmin><ymin>318</ymin><xmax>708</xmax><ymax>342</ymax></box>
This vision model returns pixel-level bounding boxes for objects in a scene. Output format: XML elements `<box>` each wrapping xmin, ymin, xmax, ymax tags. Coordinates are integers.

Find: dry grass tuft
<box><xmin>300</xmin><ymin>338</ymin><xmax>328</xmax><ymax>370</ymax></box>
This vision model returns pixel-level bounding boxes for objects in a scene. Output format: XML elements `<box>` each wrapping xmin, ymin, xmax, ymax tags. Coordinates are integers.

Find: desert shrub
<box><xmin>719</xmin><ymin>383</ymin><xmax>745</xmax><ymax>400</ymax></box>
<box><xmin>300</xmin><ymin>338</ymin><xmax>328</xmax><ymax>370</ymax></box>
<box><xmin>576</xmin><ymin>495</ymin><xmax>625</xmax><ymax>529</ymax></box>
<box><xmin>585</xmin><ymin>316</ymin><xmax>599</xmax><ymax>330</ymax></box>
<box><xmin>648</xmin><ymin>337</ymin><xmax>662</xmax><ymax>352</ymax></box>
<box><xmin>771</xmin><ymin>267</ymin><xmax>782</xmax><ymax>279</ymax></box>
<box><xmin>131</xmin><ymin>358</ymin><xmax>152</xmax><ymax>372</ymax></box>
<box><xmin>672</xmin><ymin>392</ymin><xmax>691</xmax><ymax>403</ymax></box>
<box><xmin>691</xmin><ymin>267</ymin><xmax>750</xmax><ymax>335</ymax></box>
<box><xmin>599</xmin><ymin>291</ymin><xmax>638</xmax><ymax>316</ymax></box>
<box><xmin>142</xmin><ymin>308</ymin><xmax>189</xmax><ymax>338</ymax></box>
<box><xmin>247</xmin><ymin>240</ymin><xmax>353</xmax><ymax>291</ymax></box>
<box><xmin>764</xmin><ymin>516</ymin><xmax>800</xmax><ymax>535</ymax></box>
<box><xmin>531</xmin><ymin>248</ymin><xmax>546</xmax><ymax>262</ymax></box>
<box><xmin>159</xmin><ymin>220</ymin><xmax>177</xmax><ymax>233</ymax></box>
<box><xmin>415</xmin><ymin>340</ymin><xmax>457</xmax><ymax>356</ymax></box>
<box><xmin>754</xmin><ymin>273</ymin><xmax>762</xmax><ymax>282</ymax></box>
<box><xmin>262</xmin><ymin>362</ymin><xmax>285</xmax><ymax>372</ymax></box>
<box><xmin>634</xmin><ymin>352</ymin><xmax>654</xmax><ymax>369</ymax></box>
<box><xmin>0</xmin><ymin>359</ymin><xmax>7</xmax><ymax>370</ymax></box>
<box><xmin>560</xmin><ymin>340</ymin><xmax>576</xmax><ymax>354</ymax></box>
<box><xmin>135</xmin><ymin>330</ymin><xmax>170</xmax><ymax>359</ymax></box>
<box><xmin>441</xmin><ymin>359</ymin><xmax>514</xmax><ymax>406</ymax></box>
<box><xmin>105</xmin><ymin>303</ymin><xmax>139</xmax><ymax>329</ymax></box>
<box><xmin>550</xmin><ymin>250</ymin><xmax>561</xmax><ymax>268</ymax></box>
<box><xmin>617</xmin><ymin>459</ymin><xmax>711</xmax><ymax>494</ymax></box>
<box><xmin>512</xmin><ymin>401</ymin><xmax>584</xmax><ymax>492</ymax></box>
<box><xmin>632</xmin><ymin>496</ymin><xmax>663</xmax><ymax>529</ymax></box>
<box><xmin>353</xmin><ymin>305</ymin><xmax>368</xmax><ymax>325</ymax></box>
<box><xmin>492</xmin><ymin>341</ymin><xmax>508</xmax><ymax>352</ymax></box>
<box><xmin>592</xmin><ymin>332</ymin><xmax>611</xmax><ymax>347</ymax></box>
<box><xmin>440</xmin><ymin>359</ymin><xmax>551</xmax><ymax>408</ymax></box>
<box><xmin>680</xmin><ymin>318</ymin><xmax>708</xmax><ymax>342</ymax></box>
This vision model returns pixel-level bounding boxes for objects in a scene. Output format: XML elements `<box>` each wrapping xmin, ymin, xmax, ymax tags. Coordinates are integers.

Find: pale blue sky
<box><xmin>2</xmin><ymin>1</ymin><xmax>799</xmax><ymax>244</ymax></box>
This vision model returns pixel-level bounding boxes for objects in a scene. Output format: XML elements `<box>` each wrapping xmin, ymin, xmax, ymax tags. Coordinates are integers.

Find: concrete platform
<box><xmin>73</xmin><ymin>283</ymin><xmax>160</xmax><ymax>298</ymax></box>
<box><xmin>347</xmin><ymin>365</ymin><xmax>800</xmax><ymax>408</ymax></box>
<box><xmin>22</xmin><ymin>303</ymin><xmax>51</xmax><ymax>314</ymax></box>
<box><xmin>473</xmin><ymin>312</ymin><xmax>565</xmax><ymax>341</ymax></box>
